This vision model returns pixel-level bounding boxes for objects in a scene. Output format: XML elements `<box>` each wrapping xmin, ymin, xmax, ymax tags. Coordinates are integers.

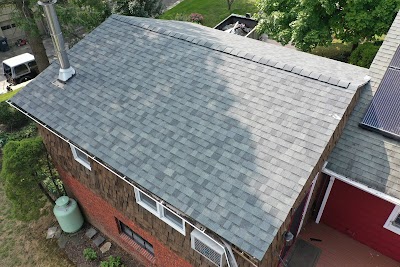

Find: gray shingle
<box><xmin>10</xmin><ymin>15</ymin><xmax>368</xmax><ymax>261</ymax></box>
<box><xmin>327</xmin><ymin>12</ymin><xmax>400</xmax><ymax>200</ymax></box>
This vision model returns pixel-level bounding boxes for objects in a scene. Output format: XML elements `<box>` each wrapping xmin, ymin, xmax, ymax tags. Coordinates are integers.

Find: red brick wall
<box><xmin>59</xmin><ymin>168</ymin><xmax>192</xmax><ymax>267</ymax></box>
<box><xmin>321</xmin><ymin>179</ymin><xmax>400</xmax><ymax>262</ymax></box>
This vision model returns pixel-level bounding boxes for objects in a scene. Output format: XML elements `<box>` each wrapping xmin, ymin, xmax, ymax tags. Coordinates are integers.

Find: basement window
<box><xmin>383</xmin><ymin>205</ymin><xmax>400</xmax><ymax>235</ymax></box>
<box><xmin>70</xmin><ymin>144</ymin><xmax>91</xmax><ymax>170</ymax></box>
<box><xmin>118</xmin><ymin>220</ymin><xmax>154</xmax><ymax>256</ymax></box>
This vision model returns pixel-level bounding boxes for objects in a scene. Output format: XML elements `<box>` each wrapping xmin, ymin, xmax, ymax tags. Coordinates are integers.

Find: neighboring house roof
<box><xmin>10</xmin><ymin>15</ymin><xmax>368</xmax><ymax>260</ymax></box>
<box><xmin>326</xmin><ymin>12</ymin><xmax>400</xmax><ymax>199</ymax></box>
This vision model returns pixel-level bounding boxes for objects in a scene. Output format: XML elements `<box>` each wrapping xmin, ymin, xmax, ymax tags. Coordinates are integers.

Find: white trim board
<box><xmin>322</xmin><ymin>165</ymin><xmax>400</xmax><ymax>207</ymax></box>
<box><xmin>297</xmin><ymin>173</ymin><xmax>318</xmax><ymax>235</ymax></box>
<box><xmin>315</xmin><ymin>176</ymin><xmax>335</xmax><ymax>224</ymax></box>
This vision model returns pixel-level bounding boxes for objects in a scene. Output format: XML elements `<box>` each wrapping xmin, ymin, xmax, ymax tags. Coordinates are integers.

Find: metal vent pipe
<box><xmin>38</xmin><ymin>0</ymin><xmax>75</xmax><ymax>82</ymax></box>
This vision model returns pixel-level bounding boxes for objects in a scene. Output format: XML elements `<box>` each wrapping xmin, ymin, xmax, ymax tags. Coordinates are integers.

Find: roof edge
<box><xmin>111</xmin><ymin>14</ymin><xmax>361</xmax><ymax>89</ymax></box>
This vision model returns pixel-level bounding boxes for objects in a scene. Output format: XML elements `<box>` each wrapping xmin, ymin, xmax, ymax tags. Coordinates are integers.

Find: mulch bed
<box><xmin>62</xmin><ymin>224</ymin><xmax>146</xmax><ymax>267</ymax></box>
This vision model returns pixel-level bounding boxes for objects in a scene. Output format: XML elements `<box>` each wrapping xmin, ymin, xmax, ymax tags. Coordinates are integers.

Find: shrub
<box><xmin>0</xmin><ymin>102</ymin><xmax>30</xmax><ymax>131</ymax></box>
<box><xmin>174</xmin><ymin>13</ymin><xmax>188</xmax><ymax>21</ymax></box>
<box><xmin>189</xmin><ymin>13</ymin><xmax>203</xmax><ymax>24</ymax></box>
<box><xmin>83</xmin><ymin>248</ymin><xmax>97</xmax><ymax>261</ymax></box>
<box><xmin>311</xmin><ymin>43</ymin><xmax>352</xmax><ymax>63</ymax></box>
<box><xmin>349</xmin><ymin>42</ymin><xmax>380</xmax><ymax>68</ymax></box>
<box><xmin>100</xmin><ymin>256</ymin><xmax>125</xmax><ymax>267</ymax></box>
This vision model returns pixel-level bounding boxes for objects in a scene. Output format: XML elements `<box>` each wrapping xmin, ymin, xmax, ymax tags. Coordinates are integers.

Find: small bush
<box><xmin>173</xmin><ymin>13</ymin><xmax>188</xmax><ymax>21</ymax></box>
<box><xmin>311</xmin><ymin>43</ymin><xmax>352</xmax><ymax>63</ymax></box>
<box><xmin>0</xmin><ymin>102</ymin><xmax>30</xmax><ymax>131</ymax></box>
<box><xmin>189</xmin><ymin>13</ymin><xmax>203</xmax><ymax>24</ymax></box>
<box><xmin>100</xmin><ymin>256</ymin><xmax>125</xmax><ymax>267</ymax></box>
<box><xmin>83</xmin><ymin>248</ymin><xmax>97</xmax><ymax>261</ymax></box>
<box><xmin>349</xmin><ymin>42</ymin><xmax>380</xmax><ymax>68</ymax></box>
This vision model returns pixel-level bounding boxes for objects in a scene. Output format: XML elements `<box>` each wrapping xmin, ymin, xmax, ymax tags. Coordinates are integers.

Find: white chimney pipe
<box><xmin>38</xmin><ymin>0</ymin><xmax>75</xmax><ymax>82</ymax></box>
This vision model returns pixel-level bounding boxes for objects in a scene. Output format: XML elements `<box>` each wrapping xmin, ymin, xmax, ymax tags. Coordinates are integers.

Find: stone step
<box><xmin>85</xmin><ymin>227</ymin><xmax>97</xmax><ymax>239</ymax></box>
<box><xmin>93</xmin><ymin>235</ymin><xmax>105</xmax><ymax>247</ymax></box>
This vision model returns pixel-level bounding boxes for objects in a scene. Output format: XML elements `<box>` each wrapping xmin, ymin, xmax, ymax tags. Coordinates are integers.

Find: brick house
<box><xmin>315</xmin><ymin>11</ymin><xmax>400</xmax><ymax>263</ymax></box>
<box><xmin>9</xmin><ymin>14</ymin><xmax>377</xmax><ymax>266</ymax></box>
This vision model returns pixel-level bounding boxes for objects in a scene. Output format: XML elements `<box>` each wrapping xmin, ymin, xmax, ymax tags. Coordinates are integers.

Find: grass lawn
<box><xmin>160</xmin><ymin>0</ymin><xmax>258</xmax><ymax>27</ymax></box>
<box><xmin>0</xmin><ymin>182</ymin><xmax>73</xmax><ymax>267</ymax></box>
<box><xmin>0</xmin><ymin>87</ymin><xmax>23</xmax><ymax>102</ymax></box>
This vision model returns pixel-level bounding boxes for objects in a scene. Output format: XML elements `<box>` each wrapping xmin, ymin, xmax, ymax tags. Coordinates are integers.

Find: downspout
<box><xmin>38</xmin><ymin>0</ymin><xmax>75</xmax><ymax>82</ymax></box>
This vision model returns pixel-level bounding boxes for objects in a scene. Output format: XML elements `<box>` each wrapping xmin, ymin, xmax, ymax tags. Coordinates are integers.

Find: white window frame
<box><xmin>134</xmin><ymin>188</ymin><xmax>160</xmax><ymax>217</ymax></box>
<box><xmin>384</xmin><ymin>205</ymin><xmax>400</xmax><ymax>235</ymax></box>
<box><xmin>160</xmin><ymin>206</ymin><xmax>186</xmax><ymax>235</ymax></box>
<box><xmin>70</xmin><ymin>144</ymin><xmax>91</xmax><ymax>170</ymax></box>
<box><xmin>134</xmin><ymin>187</ymin><xmax>186</xmax><ymax>235</ymax></box>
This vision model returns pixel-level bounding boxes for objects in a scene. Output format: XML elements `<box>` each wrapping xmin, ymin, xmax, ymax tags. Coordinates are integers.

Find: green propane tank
<box><xmin>53</xmin><ymin>196</ymin><xmax>84</xmax><ymax>233</ymax></box>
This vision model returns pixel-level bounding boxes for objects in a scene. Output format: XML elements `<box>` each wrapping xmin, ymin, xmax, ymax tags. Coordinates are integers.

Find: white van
<box><xmin>2</xmin><ymin>53</ymin><xmax>39</xmax><ymax>85</ymax></box>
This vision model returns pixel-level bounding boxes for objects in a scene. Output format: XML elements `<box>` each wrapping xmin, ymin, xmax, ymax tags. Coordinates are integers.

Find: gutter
<box><xmin>7</xmin><ymin>100</ymin><xmax>246</xmax><ymax>267</ymax></box>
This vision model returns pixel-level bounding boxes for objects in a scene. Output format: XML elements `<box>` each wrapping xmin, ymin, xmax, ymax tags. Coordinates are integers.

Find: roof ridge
<box><xmin>112</xmin><ymin>15</ymin><xmax>353</xmax><ymax>89</ymax></box>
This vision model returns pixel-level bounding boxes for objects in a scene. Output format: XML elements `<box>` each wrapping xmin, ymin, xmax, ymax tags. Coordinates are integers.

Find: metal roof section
<box><xmin>2</xmin><ymin>53</ymin><xmax>35</xmax><ymax>67</ymax></box>
<box><xmin>389</xmin><ymin>45</ymin><xmax>400</xmax><ymax>69</ymax></box>
<box><xmin>9</xmin><ymin>15</ymin><xmax>368</xmax><ymax>260</ymax></box>
<box><xmin>360</xmin><ymin>68</ymin><xmax>400</xmax><ymax>140</ymax></box>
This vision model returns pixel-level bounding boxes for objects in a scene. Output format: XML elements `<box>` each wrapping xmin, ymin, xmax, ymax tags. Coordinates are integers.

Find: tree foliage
<box><xmin>0</xmin><ymin>102</ymin><xmax>30</xmax><ymax>131</ymax></box>
<box><xmin>0</xmin><ymin>0</ymin><xmax>110</xmax><ymax>72</ymax></box>
<box><xmin>349</xmin><ymin>42</ymin><xmax>380</xmax><ymax>68</ymax></box>
<box><xmin>1</xmin><ymin>136</ymin><xmax>65</xmax><ymax>221</ymax></box>
<box><xmin>256</xmin><ymin>0</ymin><xmax>400</xmax><ymax>51</ymax></box>
<box><xmin>1</xmin><ymin>137</ymin><xmax>47</xmax><ymax>221</ymax></box>
<box><xmin>111</xmin><ymin>0</ymin><xmax>163</xmax><ymax>18</ymax></box>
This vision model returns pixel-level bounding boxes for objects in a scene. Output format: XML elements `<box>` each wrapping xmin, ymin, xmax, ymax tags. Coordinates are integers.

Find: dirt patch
<box><xmin>0</xmin><ymin>183</ymin><xmax>73</xmax><ymax>267</ymax></box>
<box><xmin>62</xmin><ymin>224</ymin><xmax>146</xmax><ymax>267</ymax></box>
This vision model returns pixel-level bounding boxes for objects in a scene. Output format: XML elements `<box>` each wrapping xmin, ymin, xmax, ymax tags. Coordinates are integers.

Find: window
<box><xmin>70</xmin><ymin>144</ymin><xmax>91</xmax><ymax>170</ymax></box>
<box><xmin>161</xmin><ymin>207</ymin><xmax>185</xmax><ymax>235</ymax></box>
<box><xmin>118</xmin><ymin>220</ymin><xmax>154</xmax><ymax>255</ymax></box>
<box><xmin>14</xmin><ymin>64</ymin><xmax>29</xmax><ymax>76</ymax></box>
<box><xmin>134</xmin><ymin>188</ymin><xmax>159</xmax><ymax>216</ymax></box>
<box><xmin>134</xmin><ymin>187</ymin><xmax>186</xmax><ymax>235</ymax></box>
<box><xmin>384</xmin><ymin>205</ymin><xmax>400</xmax><ymax>235</ymax></box>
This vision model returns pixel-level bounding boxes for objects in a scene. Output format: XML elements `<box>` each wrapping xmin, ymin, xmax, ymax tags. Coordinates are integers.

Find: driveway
<box><xmin>0</xmin><ymin>37</ymin><xmax>56</xmax><ymax>94</ymax></box>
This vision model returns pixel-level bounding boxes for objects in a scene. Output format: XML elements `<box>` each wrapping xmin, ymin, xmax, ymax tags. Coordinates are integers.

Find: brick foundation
<box><xmin>59</xmin><ymin>168</ymin><xmax>192</xmax><ymax>267</ymax></box>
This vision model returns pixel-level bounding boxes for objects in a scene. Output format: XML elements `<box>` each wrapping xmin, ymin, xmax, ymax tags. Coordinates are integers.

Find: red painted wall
<box><xmin>321</xmin><ymin>179</ymin><xmax>400</xmax><ymax>262</ymax></box>
<box><xmin>58</xmin><ymin>168</ymin><xmax>192</xmax><ymax>267</ymax></box>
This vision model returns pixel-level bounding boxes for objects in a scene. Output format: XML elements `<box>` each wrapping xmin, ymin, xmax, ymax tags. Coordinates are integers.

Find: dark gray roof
<box><xmin>326</xmin><ymin>12</ymin><xmax>400</xmax><ymax>199</ymax></box>
<box><xmin>10</xmin><ymin>15</ymin><xmax>368</xmax><ymax>259</ymax></box>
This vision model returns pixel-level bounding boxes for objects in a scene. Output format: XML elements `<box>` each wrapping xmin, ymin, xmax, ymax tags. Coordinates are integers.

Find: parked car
<box><xmin>2</xmin><ymin>53</ymin><xmax>38</xmax><ymax>85</ymax></box>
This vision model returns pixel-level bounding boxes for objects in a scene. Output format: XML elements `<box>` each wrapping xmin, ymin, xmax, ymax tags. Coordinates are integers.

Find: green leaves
<box><xmin>256</xmin><ymin>0</ymin><xmax>400</xmax><ymax>51</ymax></box>
<box><xmin>1</xmin><ymin>137</ymin><xmax>47</xmax><ymax>221</ymax></box>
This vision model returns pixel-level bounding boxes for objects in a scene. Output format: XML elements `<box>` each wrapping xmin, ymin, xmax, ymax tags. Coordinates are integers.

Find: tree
<box><xmin>111</xmin><ymin>0</ymin><xmax>163</xmax><ymax>18</ymax></box>
<box><xmin>256</xmin><ymin>0</ymin><xmax>400</xmax><ymax>52</ymax></box>
<box><xmin>56</xmin><ymin>0</ymin><xmax>111</xmax><ymax>46</ymax></box>
<box><xmin>1</xmin><ymin>137</ymin><xmax>64</xmax><ymax>221</ymax></box>
<box><xmin>0</xmin><ymin>0</ymin><xmax>110</xmax><ymax>72</ymax></box>
<box><xmin>10</xmin><ymin>0</ymin><xmax>50</xmax><ymax>72</ymax></box>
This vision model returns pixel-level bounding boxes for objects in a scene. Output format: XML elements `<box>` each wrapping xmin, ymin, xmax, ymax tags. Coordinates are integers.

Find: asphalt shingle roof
<box><xmin>326</xmin><ymin>12</ymin><xmax>400</xmax><ymax>199</ymax></box>
<box><xmin>10</xmin><ymin>15</ymin><xmax>368</xmax><ymax>260</ymax></box>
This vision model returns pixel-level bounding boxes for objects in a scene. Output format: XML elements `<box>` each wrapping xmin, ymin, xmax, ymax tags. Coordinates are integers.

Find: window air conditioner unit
<box><xmin>191</xmin><ymin>229</ymin><xmax>226</xmax><ymax>267</ymax></box>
